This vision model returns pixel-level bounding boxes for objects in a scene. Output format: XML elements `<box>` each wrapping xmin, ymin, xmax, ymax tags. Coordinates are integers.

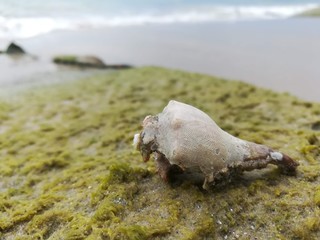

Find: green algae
<box><xmin>53</xmin><ymin>55</ymin><xmax>77</xmax><ymax>63</ymax></box>
<box><xmin>0</xmin><ymin>67</ymin><xmax>320</xmax><ymax>239</ymax></box>
<box><xmin>315</xmin><ymin>188</ymin><xmax>320</xmax><ymax>207</ymax></box>
<box><xmin>297</xmin><ymin>7</ymin><xmax>320</xmax><ymax>17</ymax></box>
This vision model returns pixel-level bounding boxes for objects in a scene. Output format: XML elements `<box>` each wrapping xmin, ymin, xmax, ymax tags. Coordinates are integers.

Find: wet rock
<box><xmin>53</xmin><ymin>55</ymin><xmax>132</xmax><ymax>69</ymax></box>
<box><xmin>1</xmin><ymin>67</ymin><xmax>320</xmax><ymax>239</ymax></box>
<box><xmin>5</xmin><ymin>42</ymin><xmax>26</xmax><ymax>54</ymax></box>
<box><xmin>53</xmin><ymin>55</ymin><xmax>106</xmax><ymax>68</ymax></box>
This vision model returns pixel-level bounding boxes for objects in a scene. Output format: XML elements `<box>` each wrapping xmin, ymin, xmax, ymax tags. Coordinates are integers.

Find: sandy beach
<box><xmin>1</xmin><ymin>18</ymin><xmax>320</xmax><ymax>102</ymax></box>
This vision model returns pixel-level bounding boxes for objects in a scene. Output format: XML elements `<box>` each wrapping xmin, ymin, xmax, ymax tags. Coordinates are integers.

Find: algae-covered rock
<box><xmin>53</xmin><ymin>55</ymin><xmax>132</xmax><ymax>69</ymax></box>
<box><xmin>53</xmin><ymin>55</ymin><xmax>106</xmax><ymax>68</ymax></box>
<box><xmin>0</xmin><ymin>67</ymin><xmax>320</xmax><ymax>239</ymax></box>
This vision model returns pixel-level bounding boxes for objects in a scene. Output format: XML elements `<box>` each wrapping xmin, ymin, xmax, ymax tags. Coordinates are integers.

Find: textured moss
<box><xmin>0</xmin><ymin>67</ymin><xmax>320</xmax><ymax>239</ymax></box>
<box><xmin>314</xmin><ymin>188</ymin><xmax>320</xmax><ymax>207</ymax></box>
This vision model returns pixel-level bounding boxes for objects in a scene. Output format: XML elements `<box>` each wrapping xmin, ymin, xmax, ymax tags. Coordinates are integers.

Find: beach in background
<box><xmin>1</xmin><ymin>0</ymin><xmax>320</xmax><ymax>101</ymax></box>
<box><xmin>1</xmin><ymin>0</ymin><xmax>320</xmax><ymax>39</ymax></box>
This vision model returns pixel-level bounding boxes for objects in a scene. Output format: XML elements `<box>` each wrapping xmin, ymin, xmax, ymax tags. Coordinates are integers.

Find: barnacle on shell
<box><xmin>134</xmin><ymin>100</ymin><xmax>299</xmax><ymax>189</ymax></box>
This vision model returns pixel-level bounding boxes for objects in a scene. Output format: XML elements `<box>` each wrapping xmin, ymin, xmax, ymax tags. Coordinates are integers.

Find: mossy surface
<box><xmin>0</xmin><ymin>67</ymin><xmax>320</xmax><ymax>239</ymax></box>
<box><xmin>297</xmin><ymin>7</ymin><xmax>320</xmax><ymax>17</ymax></box>
<box><xmin>53</xmin><ymin>55</ymin><xmax>78</xmax><ymax>63</ymax></box>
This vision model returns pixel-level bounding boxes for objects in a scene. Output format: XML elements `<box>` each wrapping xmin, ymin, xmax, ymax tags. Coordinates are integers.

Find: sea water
<box><xmin>0</xmin><ymin>0</ymin><xmax>319</xmax><ymax>39</ymax></box>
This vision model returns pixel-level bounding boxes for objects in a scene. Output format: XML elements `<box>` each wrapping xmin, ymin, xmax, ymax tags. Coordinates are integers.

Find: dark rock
<box><xmin>5</xmin><ymin>42</ymin><xmax>26</xmax><ymax>54</ymax></box>
<box><xmin>311</xmin><ymin>121</ymin><xmax>320</xmax><ymax>131</ymax></box>
<box><xmin>53</xmin><ymin>55</ymin><xmax>132</xmax><ymax>69</ymax></box>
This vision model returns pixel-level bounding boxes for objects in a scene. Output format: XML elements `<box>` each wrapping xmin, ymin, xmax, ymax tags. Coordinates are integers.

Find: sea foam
<box><xmin>0</xmin><ymin>4</ymin><xmax>318</xmax><ymax>39</ymax></box>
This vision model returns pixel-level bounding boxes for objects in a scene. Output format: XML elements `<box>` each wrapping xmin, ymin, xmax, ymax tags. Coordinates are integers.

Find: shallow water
<box><xmin>8</xmin><ymin>18</ymin><xmax>319</xmax><ymax>102</ymax></box>
<box><xmin>0</xmin><ymin>54</ymin><xmax>111</xmax><ymax>97</ymax></box>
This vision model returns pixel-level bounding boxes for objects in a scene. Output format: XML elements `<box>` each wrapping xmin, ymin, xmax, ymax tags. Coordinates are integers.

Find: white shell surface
<box><xmin>152</xmin><ymin>100</ymin><xmax>250</xmax><ymax>176</ymax></box>
<box><xmin>133</xmin><ymin>133</ymin><xmax>140</xmax><ymax>149</ymax></box>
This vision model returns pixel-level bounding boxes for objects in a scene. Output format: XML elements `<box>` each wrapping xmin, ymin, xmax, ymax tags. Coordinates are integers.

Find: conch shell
<box><xmin>134</xmin><ymin>100</ymin><xmax>299</xmax><ymax>189</ymax></box>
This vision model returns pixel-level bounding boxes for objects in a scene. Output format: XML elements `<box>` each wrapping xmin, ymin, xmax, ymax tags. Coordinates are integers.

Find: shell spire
<box><xmin>134</xmin><ymin>100</ymin><xmax>299</xmax><ymax>189</ymax></box>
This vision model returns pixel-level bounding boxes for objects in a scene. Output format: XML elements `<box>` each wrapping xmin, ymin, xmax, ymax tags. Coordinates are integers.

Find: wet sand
<box><xmin>1</xmin><ymin>18</ymin><xmax>320</xmax><ymax>102</ymax></box>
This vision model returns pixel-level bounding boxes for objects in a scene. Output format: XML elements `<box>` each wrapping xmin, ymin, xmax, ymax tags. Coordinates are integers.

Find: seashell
<box><xmin>134</xmin><ymin>100</ymin><xmax>299</xmax><ymax>189</ymax></box>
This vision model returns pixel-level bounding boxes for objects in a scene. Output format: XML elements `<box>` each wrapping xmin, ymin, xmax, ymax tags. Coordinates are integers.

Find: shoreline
<box><xmin>1</xmin><ymin>18</ymin><xmax>320</xmax><ymax>102</ymax></box>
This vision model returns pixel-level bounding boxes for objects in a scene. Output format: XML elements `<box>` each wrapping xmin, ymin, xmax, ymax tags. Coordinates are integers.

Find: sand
<box><xmin>1</xmin><ymin>18</ymin><xmax>320</xmax><ymax>102</ymax></box>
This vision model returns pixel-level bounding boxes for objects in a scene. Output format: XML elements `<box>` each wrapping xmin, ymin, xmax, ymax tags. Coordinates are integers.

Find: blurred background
<box><xmin>1</xmin><ymin>0</ymin><xmax>320</xmax><ymax>101</ymax></box>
